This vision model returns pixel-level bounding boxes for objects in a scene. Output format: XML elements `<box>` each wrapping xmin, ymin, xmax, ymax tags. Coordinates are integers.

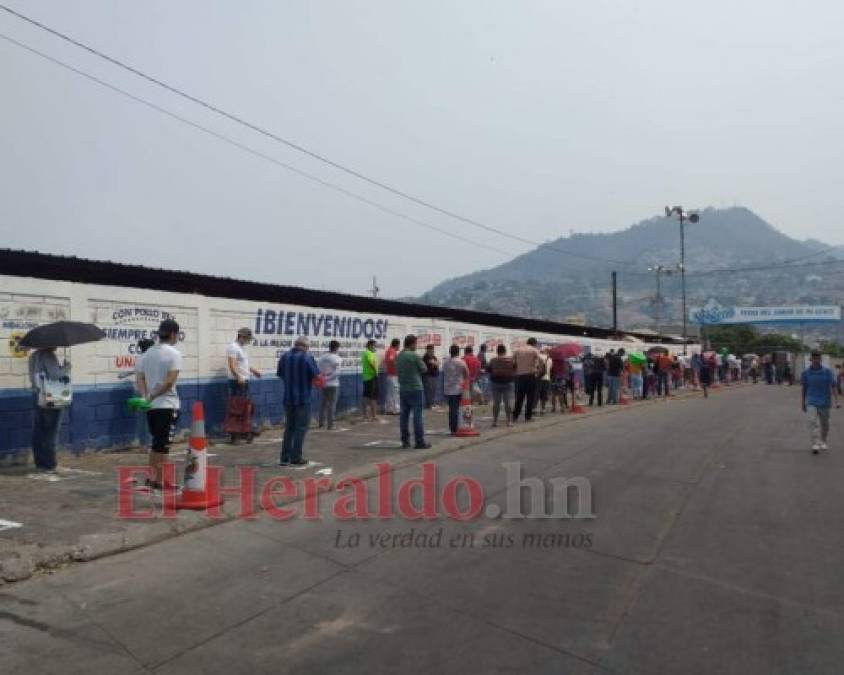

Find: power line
<box><xmin>0</xmin><ymin>32</ymin><xmax>516</xmax><ymax>258</ymax></box>
<box><xmin>0</xmin><ymin>4</ymin><xmax>633</xmax><ymax>267</ymax></box>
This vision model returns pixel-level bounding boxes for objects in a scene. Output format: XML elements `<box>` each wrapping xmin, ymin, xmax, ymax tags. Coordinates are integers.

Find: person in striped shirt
<box><xmin>276</xmin><ymin>336</ymin><xmax>319</xmax><ymax>467</ymax></box>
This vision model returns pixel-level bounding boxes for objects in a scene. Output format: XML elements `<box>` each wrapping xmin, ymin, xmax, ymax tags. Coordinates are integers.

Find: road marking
<box><xmin>28</xmin><ymin>473</ymin><xmax>62</xmax><ymax>482</ymax></box>
<box><xmin>0</xmin><ymin>519</ymin><xmax>23</xmax><ymax>532</ymax></box>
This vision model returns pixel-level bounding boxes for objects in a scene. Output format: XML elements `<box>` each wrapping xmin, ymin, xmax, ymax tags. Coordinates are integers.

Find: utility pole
<box><xmin>611</xmin><ymin>271</ymin><xmax>618</xmax><ymax>335</ymax></box>
<box><xmin>369</xmin><ymin>276</ymin><xmax>380</xmax><ymax>299</ymax></box>
<box><xmin>665</xmin><ymin>206</ymin><xmax>700</xmax><ymax>354</ymax></box>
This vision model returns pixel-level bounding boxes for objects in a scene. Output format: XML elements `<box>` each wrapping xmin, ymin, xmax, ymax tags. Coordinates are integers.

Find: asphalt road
<box><xmin>2</xmin><ymin>384</ymin><xmax>843</xmax><ymax>675</ymax></box>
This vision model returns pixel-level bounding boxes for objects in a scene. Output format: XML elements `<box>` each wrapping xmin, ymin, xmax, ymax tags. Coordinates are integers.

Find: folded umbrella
<box><xmin>20</xmin><ymin>321</ymin><xmax>106</xmax><ymax>349</ymax></box>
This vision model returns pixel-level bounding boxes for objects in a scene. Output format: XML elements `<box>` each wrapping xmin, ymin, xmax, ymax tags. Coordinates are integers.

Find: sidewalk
<box><xmin>0</xmin><ymin>385</ymin><xmax>734</xmax><ymax>584</ymax></box>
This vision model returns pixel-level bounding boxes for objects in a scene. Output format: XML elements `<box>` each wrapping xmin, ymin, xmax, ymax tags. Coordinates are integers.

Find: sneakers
<box><xmin>290</xmin><ymin>459</ymin><xmax>309</xmax><ymax>468</ymax></box>
<box><xmin>821</xmin><ymin>441</ymin><xmax>829</xmax><ymax>451</ymax></box>
<box><xmin>414</xmin><ymin>442</ymin><xmax>432</xmax><ymax>450</ymax></box>
<box><xmin>279</xmin><ymin>460</ymin><xmax>291</xmax><ymax>466</ymax></box>
<box><xmin>812</xmin><ymin>443</ymin><xmax>821</xmax><ymax>454</ymax></box>
<box><xmin>401</xmin><ymin>442</ymin><xmax>412</xmax><ymax>449</ymax></box>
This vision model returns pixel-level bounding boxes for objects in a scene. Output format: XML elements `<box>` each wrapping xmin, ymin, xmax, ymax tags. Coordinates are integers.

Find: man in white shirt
<box><xmin>137</xmin><ymin>319</ymin><xmax>183</xmax><ymax>491</ymax></box>
<box><xmin>226</xmin><ymin>327</ymin><xmax>262</xmax><ymax>395</ymax></box>
<box><xmin>318</xmin><ymin>340</ymin><xmax>343</xmax><ymax>430</ymax></box>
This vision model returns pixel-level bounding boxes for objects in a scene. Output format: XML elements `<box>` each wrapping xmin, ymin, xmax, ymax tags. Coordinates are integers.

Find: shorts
<box><xmin>363</xmin><ymin>378</ymin><xmax>378</xmax><ymax>400</ymax></box>
<box><xmin>147</xmin><ymin>408</ymin><xmax>179</xmax><ymax>453</ymax></box>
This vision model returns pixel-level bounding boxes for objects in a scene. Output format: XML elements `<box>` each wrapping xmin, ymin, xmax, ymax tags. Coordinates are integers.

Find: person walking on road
<box><xmin>136</xmin><ymin>319</ymin><xmax>182</xmax><ymax>490</ymax></box>
<box><xmin>397</xmin><ymin>335</ymin><xmax>431</xmax><ymax>449</ymax></box>
<box><xmin>443</xmin><ymin>344</ymin><xmax>469</xmax><ymax>434</ymax></box>
<box><xmin>383</xmin><ymin>338</ymin><xmax>400</xmax><ymax>414</ymax></box>
<box><xmin>361</xmin><ymin>339</ymin><xmax>379</xmax><ymax>422</ymax></box>
<box><xmin>802</xmin><ymin>348</ymin><xmax>840</xmax><ymax>454</ymax></box>
<box><xmin>699</xmin><ymin>355</ymin><xmax>713</xmax><ymax>398</ymax></box>
<box><xmin>488</xmin><ymin>344</ymin><xmax>515</xmax><ymax>426</ymax></box>
<box><xmin>512</xmin><ymin>338</ymin><xmax>542</xmax><ymax>422</ymax></box>
<box><xmin>318</xmin><ymin>340</ymin><xmax>342</xmax><ymax>430</ymax></box>
<box><xmin>28</xmin><ymin>346</ymin><xmax>72</xmax><ymax>473</ymax></box>
<box><xmin>422</xmin><ymin>344</ymin><xmax>440</xmax><ymax>409</ymax></box>
<box><xmin>277</xmin><ymin>337</ymin><xmax>319</xmax><ymax>467</ymax></box>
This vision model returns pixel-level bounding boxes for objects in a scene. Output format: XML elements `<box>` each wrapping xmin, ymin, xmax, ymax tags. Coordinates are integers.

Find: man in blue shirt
<box><xmin>277</xmin><ymin>336</ymin><xmax>319</xmax><ymax>466</ymax></box>
<box><xmin>801</xmin><ymin>349</ymin><xmax>840</xmax><ymax>454</ymax></box>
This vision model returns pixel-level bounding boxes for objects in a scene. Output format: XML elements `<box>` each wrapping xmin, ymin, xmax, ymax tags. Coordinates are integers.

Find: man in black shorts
<box><xmin>136</xmin><ymin>319</ymin><xmax>183</xmax><ymax>490</ymax></box>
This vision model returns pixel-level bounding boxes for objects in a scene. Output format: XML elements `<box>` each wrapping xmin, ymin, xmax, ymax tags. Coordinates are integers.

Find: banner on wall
<box><xmin>689</xmin><ymin>299</ymin><xmax>842</xmax><ymax>325</ymax></box>
<box><xmin>89</xmin><ymin>301</ymin><xmax>192</xmax><ymax>373</ymax></box>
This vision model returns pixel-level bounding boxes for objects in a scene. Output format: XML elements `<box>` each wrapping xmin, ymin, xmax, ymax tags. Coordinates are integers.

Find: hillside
<box><xmin>419</xmin><ymin>207</ymin><xmax>844</xmax><ymax>330</ymax></box>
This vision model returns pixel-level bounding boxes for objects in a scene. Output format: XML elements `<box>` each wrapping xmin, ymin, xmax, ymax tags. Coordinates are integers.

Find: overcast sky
<box><xmin>2</xmin><ymin>1</ymin><xmax>843</xmax><ymax>297</ymax></box>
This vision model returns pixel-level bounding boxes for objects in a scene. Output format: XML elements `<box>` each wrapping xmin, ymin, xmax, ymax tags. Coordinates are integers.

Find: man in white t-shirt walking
<box><xmin>137</xmin><ymin>319</ymin><xmax>183</xmax><ymax>491</ymax></box>
<box><xmin>318</xmin><ymin>340</ymin><xmax>343</xmax><ymax>430</ymax></box>
<box><xmin>226</xmin><ymin>327</ymin><xmax>262</xmax><ymax>395</ymax></box>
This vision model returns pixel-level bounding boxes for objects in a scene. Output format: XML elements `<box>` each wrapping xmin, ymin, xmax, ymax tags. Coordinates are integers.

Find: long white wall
<box><xmin>1</xmin><ymin>273</ymin><xmax>694</xmax><ymax>392</ymax></box>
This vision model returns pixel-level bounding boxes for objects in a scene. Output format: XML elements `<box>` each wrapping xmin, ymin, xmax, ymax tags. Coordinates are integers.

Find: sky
<box><xmin>1</xmin><ymin>0</ymin><xmax>843</xmax><ymax>297</ymax></box>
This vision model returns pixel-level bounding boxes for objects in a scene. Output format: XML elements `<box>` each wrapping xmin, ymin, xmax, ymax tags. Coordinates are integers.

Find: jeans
<box><xmin>491</xmin><ymin>382</ymin><xmax>514</xmax><ymax>423</ymax></box>
<box><xmin>513</xmin><ymin>374</ymin><xmax>537</xmax><ymax>421</ymax></box>
<box><xmin>281</xmin><ymin>403</ymin><xmax>311</xmax><ymax>463</ymax></box>
<box><xmin>630</xmin><ymin>374</ymin><xmax>643</xmax><ymax>399</ymax></box>
<box><xmin>658</xmin><ymin>372</ymin><xmax>670</xmax><ymax>397</ymax></box>
<box><xmin>808</xmin><ymin>406</ymin><xmax>830</xmax><ymax>445</ymax></box>
<box><xmin>478</xmin><ymin>373</ymin><xmax>490</xmax><ymax>403</ymax></box>
<box><xmin>319</xmin><ymin>386</ymin><xmax>339</xmax><ymax>429</ymax></box>
<box><xmin>538</xmin><ymin>379</ymin><xmax>551</xmax><ymax>410</ymax></box>
<box><xmin>400</xmin><ymin>390</ymin><xmax>426</xmax><ymax>446</ymax></box>
<box><xmin>607</xmin><ymin>375</ymin><xmax>620</xmax><ymax>404</ymax></box>
<box><xmin>447</xmin><ymin>394</ymin><xmax>461</xmax><ymax>433</ymax></box>
<box><xmin>32</xmin><ymin>399</ymin><xmax>62</xmax><ymax>470</ymax></box>
<box><xmin>423</xmin><ymin>374</ymin><xmax>438</xmax><ymax>408</ymax></box>
<box><xmin>385</xmin><ymin>375</ymin><xmax>400</xmax><ymax>413</ymax></box>
<box><xmin>588</xmin><ymin>373</ymin><xmax>603</xmax><ymax>406</ymax></box>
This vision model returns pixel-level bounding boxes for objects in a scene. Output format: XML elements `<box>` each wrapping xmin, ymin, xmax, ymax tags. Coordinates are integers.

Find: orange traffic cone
<box><xmin>176</xmin><ymin>401</ymin><xmax>224</xmax><ymax>510</ymax></box>
<box><xmin>454</xmin><ymin>379</ymin><xmax>480</xmax><ymax>437</ymax></box>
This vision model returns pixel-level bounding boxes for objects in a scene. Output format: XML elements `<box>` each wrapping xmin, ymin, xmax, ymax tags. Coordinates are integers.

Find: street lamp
<box><xmin>664</xmin><ymin>206</ymin><xmax>700</xmax><ymax>354</ymax></box>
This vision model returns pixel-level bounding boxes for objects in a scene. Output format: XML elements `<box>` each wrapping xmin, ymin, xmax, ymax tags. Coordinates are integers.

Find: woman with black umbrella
<box><xmin>28</xmin><ymin>347</ymin><xmax>72</xmax><ymax>472</ymax></box>
<box><xmin>21</xmin><ymin>320</ymin><xmax>106</xmax><ymax>473</ymax></box>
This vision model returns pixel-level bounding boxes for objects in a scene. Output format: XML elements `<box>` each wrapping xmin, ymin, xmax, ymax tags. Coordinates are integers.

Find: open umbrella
<box><xmin>628</xmin><ymin>351</ymin><xmax>647</xmax><ymax>365</ymax></box>
<box><xmin>743</xmin><ymin>353</ymin><xmax>759</xmax><ymax>360</ymax></box>
<box><xmin>647</xmin><ymin>346</ymin><xmax>669</xmax><ymax>356</ymax></box>
<box><xmin>20</xmin><ymin>321</ymin><xmax>106</xmax><ymax>348</ymax></box>
<box><xmin>702</xmin><ymin>350</ymin><xmax>717</xmax><ymax>361</ymax></box>
<box><xmin>550</xmin><ymin>343</ymin><xmax>582</xmax><ymax>360</ymax></box>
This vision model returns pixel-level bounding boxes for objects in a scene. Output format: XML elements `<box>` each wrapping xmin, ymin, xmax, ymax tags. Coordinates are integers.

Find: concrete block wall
<box><xmin>1</xmin><ymin>273</ymin><xmax>688</xmax><ymax>461</ymax></box>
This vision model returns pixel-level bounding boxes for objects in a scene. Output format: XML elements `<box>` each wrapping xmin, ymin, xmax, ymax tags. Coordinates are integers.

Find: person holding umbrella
<box><xmin>28</xmin><ymin>347</ymin><xmax>71</xmax><ymax>472</ymax></box>
<box><xmin>22</xmin><ymin>320</ymin><xmax>106</xmax><ymax>473</ymax></box>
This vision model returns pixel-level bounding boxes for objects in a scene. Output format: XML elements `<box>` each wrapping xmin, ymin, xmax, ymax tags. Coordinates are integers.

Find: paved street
<box><xmin>2</xmin><ymin>384</ymin><xmax>843</xmax><ymax>674</ymax></box>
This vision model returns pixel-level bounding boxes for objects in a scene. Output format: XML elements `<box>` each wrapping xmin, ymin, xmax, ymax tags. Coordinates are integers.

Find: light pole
<box><xmin>665</xmin><ymin>206</ymin><xmax>700</xmax><ymax>354</ymax></box>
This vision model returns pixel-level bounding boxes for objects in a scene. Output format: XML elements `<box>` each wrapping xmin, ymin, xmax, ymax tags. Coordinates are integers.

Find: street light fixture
<box><xmin>664</xmin><ymin>206</ymin><xmax>700</xmax><ymax>354</ymax></box>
